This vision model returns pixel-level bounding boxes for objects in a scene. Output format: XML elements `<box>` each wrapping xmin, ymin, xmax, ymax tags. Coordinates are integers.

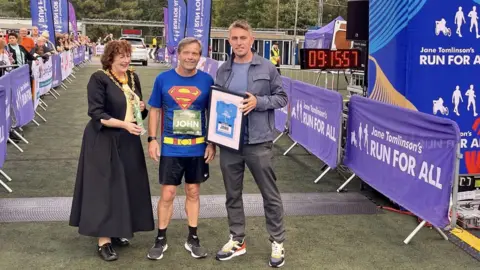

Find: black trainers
<box><xmin>146</xmin><ymin>236</ymin><xmax>168</xmax><ymax>260</ymax></box>
<box><xmin>184</xmin><ymin>235</ymin><xmax>208</xmax><ymax>259</ymax></box>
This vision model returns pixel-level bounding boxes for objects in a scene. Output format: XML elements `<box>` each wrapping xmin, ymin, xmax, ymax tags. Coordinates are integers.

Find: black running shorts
<box><xmin>159</xmin><ymin>156</ymin><xmax>209</xmax><ymax>186</ymax></box>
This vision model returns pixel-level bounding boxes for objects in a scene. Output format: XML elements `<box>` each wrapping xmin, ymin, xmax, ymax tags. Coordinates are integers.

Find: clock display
<box><xmin>299</xmin><ymin>49</ymin><xmax>361</xmax><ymax>70</ymax></box>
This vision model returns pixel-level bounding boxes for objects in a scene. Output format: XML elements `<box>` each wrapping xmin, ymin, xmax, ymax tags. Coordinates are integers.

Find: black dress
<box><xmin>69</xmin><ymin>69</ymin><xmax>154</xmax><ymax>238</ymax></box>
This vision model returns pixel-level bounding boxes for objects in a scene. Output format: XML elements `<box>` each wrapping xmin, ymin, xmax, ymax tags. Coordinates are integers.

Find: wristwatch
<box><xmin>147</xmin><ymin>136</ymin><xmax>157</xmax><ymax>143</ymax></box>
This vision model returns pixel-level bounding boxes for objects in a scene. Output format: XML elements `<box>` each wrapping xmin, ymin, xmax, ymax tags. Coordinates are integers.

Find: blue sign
<box><xmin>369</xmin><ymin>0</ymin><xmax>480</xmax><ymax>175</ymax></box>
<box><xmin>30</xmin><ymin>0</ymin><xmax>57</xmax><ymax>45</ymax></box>
<box><xmin>186</xmin><ymin>0</ymin><xmax>212</xmax><ymax>57</ymax></box>
<box><xmin>51</xmin><ymin>0</ymin><xmax>69</xmax><ymax>33</ymax></box>
<box><xmin>168</xmin><ymin>0</ymin><xmax>187</xmax><ymax>48</ymax></box>
<box><xmin>344</xmin><ymin>95</ymin><xmax>460</xmax><ymax>228</ymax></box>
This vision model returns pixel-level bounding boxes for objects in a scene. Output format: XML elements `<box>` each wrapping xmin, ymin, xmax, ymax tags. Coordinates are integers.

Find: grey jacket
<box><xmin>215</xmin><ymin>52</ymin><xmax>288</xmax><ymax>144</ymax></box>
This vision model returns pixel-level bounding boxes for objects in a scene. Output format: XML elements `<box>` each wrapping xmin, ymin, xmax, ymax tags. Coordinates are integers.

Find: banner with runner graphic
<box><xmin>186</xmin><ymin>0</ymin><xmax>212</xmax><ymax>57</ymax></box>
<box><xmin>52</xmin><ymin>0</ymin><xmax>69</xmax><ymax>34</ymax></box>
<box><xmin>369</xmin><ymin>0</ymin><xmax>480</xmax><ymax>227</ymax></box>
<box><xmin>344</xmin><ymin>95</ymin><xmax>460</xmax><ymax>228</ymax></box>
<box><xmin>289</xmin><ymin>80</ymin><xmax>343</xmax><ymax>169</ymax></box>
<box><xmin>30</xmin><ymin>0</ymin><xmax>57</xmax><ymax>45</ymax></box>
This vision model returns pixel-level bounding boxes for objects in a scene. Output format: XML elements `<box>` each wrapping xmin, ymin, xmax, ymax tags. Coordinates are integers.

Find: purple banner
<box><xmin>0</xmin><ymin>74</ymin><xmax>10</xmax><ymax>158</ymax></box>
<box><xmin>163</xmin><ymin>7</ymin><xmax>169</xmax><ymax>45</ymax></box>
<box><xmin>73</xmin><ymin>46</ymin><xmax>85</xmax><ymax>65</ymax></box>
<box><xmin>203</xmin><ymin>58</ymin><xmax>218</xmax><ymax>79</ymax></box>
<box><xmin>290</xmin><ymin>80</ymin><xmax>343</xmax><ymax>168</ymax></box>
<box><xmin>52</xmin><ymin>54</ymin><xmax>62</xmax><ymax>87</ymax></box>
<box><xmin>9</xmin><ymin>65</ymin><xmax>35</xmax><ymax>127</ymax></box>
<box><xmin>275</xmin><ymin>76</ymin><xmax>291</xmax><ymax>132</ymax></box>
<box><xmin>30</xmin><ymin>0</ymin><xmax>57</xmax><ymax>45</ymax></box>
<box><xmin>52</xmin><ymin>0</ymin><xmax>69</xmax><ymax>33</ymax></box>
<box><xmin>344</xmin><ymin>95</ymin><xmax>460</xmax><ymax>228</ymax></box>
<box><xmin>157</xmin><ymin>49</ymin><xmax>165</xmax><ymax>62</ymax></box>
<box><xmin>68</xmin><ymin>1</ymin><xmax>78</xmax><ymax>40</ymax></box>
<box><xmin>186</xmin><ymin>0</ymin><xmax>212</xmax><ymax>57</ymax></box>
<box><xmin>168</xmin><ymin>0</ymin><xmax>187</xmax><ymax>48</ymax></box>
<box><xmin>0</xmin><ymin>85</ymin><xmax>6</xmax><ymax>168</ymax></box>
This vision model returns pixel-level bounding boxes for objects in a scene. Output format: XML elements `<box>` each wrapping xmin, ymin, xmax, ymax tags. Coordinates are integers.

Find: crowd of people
<box><xmin>0</xmin><ymin>26</ymin><xmax>95</xmax><ymax>70</ymax></box>
<box><xmin>69</xmin><ymin>20</ymin><xmax>288</xmax><ymax>268</ymax></box>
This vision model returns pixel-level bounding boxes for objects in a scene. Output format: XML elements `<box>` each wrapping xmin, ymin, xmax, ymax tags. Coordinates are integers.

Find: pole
<box><xmin>318</xmin><ymin>0</ymin><xmax>323</xmax><ymax>27</ymax></box>
<box><xmin>292</xmin><ymin>0</ymin><xmax>299</xmax><ymax>67</ymax></box>
<box><xmin>276</xmin><ymin>0</ymin><xmax>280</xmax><ymax>31</ymax></box>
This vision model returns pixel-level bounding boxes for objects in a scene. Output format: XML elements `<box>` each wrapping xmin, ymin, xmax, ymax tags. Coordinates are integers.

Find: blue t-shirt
<box><xmin>215</xmin><ymin>101</ymin><xmax>238</xmax><ymax>138</ymax></box>
<box><xmin>228</xmin><ymin>62</ymin><xmax>251</xmax><ymax>142</ymax></box>
<box><xmin>149</xmin><ymin>69</ymin><xmax>214</xmax><ymax>157</ymax></box>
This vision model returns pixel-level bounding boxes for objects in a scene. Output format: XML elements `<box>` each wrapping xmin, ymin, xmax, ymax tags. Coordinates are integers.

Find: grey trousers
<box><xmin>219</xmin><ymin>141</ymin><xmax>286</xmax><ymax>243</ymax></box>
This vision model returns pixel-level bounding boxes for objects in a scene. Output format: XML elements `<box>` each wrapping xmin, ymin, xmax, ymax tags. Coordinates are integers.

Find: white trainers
<box><xmin>269</xmin><ymin>241</ymin><xmax>285</xmax><ymax>268</ymax></box>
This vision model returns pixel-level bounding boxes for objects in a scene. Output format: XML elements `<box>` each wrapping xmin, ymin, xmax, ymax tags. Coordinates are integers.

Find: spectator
<box><xmin>41</xmin><ymin>31</ymin><xmax>57</xmax><ymax>52</ymax></box>
<box><xmin>6</xmin><ymin>32</ymin><xmax>35</xmax><ymax>67</ymax></box>
<box><xmin>19</xmin><ymin>28</ymin><xmax>35</xmax><ymax>53</ymax></box>
<box><xmin>31</xmin><ymin>36</ymin><xmax>54</xmax><ymax>61</ymax></box>
<box><xmin>31</xmin><ymin>26</ymin><xmax>39</xmax><ymax>43</ymax></box>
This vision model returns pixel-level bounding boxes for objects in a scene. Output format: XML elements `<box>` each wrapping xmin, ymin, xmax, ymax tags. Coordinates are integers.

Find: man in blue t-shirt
<box><xmin>146</xmin><ymin>37</ymin><xmax>215</xmax><ymax>260</ymax></box>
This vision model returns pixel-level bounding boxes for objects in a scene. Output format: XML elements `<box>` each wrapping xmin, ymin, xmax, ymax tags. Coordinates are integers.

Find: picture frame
<box><xmin>206</xmin><ymin>85</ymin><xmax>246</xmax><ymax>152</ymax></box>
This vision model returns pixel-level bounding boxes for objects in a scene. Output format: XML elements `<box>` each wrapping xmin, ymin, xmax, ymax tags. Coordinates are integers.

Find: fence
<box><xmin>0</xmin><ymin>45</ymin><xmax>91</xmax><ymax>193</ymax></box>
<box><xmin>154</xmin><ymin>51</ymin><xmax>462</xmax><ymax>244</ymax></box>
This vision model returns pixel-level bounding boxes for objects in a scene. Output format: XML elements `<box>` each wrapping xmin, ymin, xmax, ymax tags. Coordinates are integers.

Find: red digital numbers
<box><xmin>301</xmin><ymin>49</ymin><xmax>361</xmax><ymax>70</ymax></box>
<box><xmin>308</xmin><ymin>50</ymin><xmax>326</xmax><ymax>68</ymax></box>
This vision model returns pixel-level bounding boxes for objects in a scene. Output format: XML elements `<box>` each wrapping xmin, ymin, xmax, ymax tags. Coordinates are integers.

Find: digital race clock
<box><xmin>299</xmin><ymin>49</ymin><xmax>361</xmax><ymax>70</ymax></box>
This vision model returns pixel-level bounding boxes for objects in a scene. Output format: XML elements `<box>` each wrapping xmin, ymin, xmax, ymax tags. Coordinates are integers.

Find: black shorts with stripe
<box><xmin>159</xmin><ymin>156</ymin><xmax>209</xmax><ymax>186</ymax></box>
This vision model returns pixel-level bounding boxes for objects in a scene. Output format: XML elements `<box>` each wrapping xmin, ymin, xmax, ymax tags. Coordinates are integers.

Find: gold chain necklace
<box><xmin>101</xmin><ymin>69</ymin><xmax>137</xmax><ymax>101</ymax></box>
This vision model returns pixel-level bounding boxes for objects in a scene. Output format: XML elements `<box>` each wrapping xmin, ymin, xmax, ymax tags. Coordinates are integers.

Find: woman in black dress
<box><xmin>69</xmin><ymin>40</ymin><xmax>154</xmax><ymax>261</ymax></box>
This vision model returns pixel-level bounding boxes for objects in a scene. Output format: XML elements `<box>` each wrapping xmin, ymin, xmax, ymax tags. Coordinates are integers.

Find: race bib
<box><xmin>173</xmin><ymin>110</ymin><xmax>202</xmax><ymax>135</ymax></box>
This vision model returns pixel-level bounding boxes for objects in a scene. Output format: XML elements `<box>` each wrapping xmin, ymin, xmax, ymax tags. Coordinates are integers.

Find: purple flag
<box><xmin>344</xmin><ymin>95</ymin><xmax>460</xmax><ymax>228</ymax></box>
<box><xmin>9</xmin><ymin>65</ymin><xmax>35</xmax><ymax>127</ymax></box>
<box><xmin>68</xmin><ymin>1</ymin><xmax>78</xmax><ymax>40</ymax></box>
<box><xmin>163</xmin><ymin>7</ymin><xmax>168</xmax><ymax>44</ymax></box>
<box><xmin>0</xmin><ymin>85</ymin><xmax>6</xmax><ymax>168</ymax></box>
<box><xmin>30</xmin><ymin>0</ymin><xmax>57</xmax><ymax>45</ymax></box>
<box><xmin>275</xmin><ymin>76</ymin><xmax>291</xmax><ymax>132</ymax></box>
<box><xmin>289</xmin><ymin>80</ymin><xmax>343</xmax><ymax>168</ymax></box>
<box><xmin>168</xmin><ymin>0</ymin><xmax>186</xmax><ymax>48</ymax></box>
<box><xmin>186</xmin><ymin>0</ymin><xmax>212</xmax><ymax>57</ymax></box>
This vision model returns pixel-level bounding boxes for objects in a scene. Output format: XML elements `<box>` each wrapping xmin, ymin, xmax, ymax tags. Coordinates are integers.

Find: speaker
<box><xmin>346</xmin><ymin>0</ymin><xmax>369</xmax><ymax>41</ymax></box>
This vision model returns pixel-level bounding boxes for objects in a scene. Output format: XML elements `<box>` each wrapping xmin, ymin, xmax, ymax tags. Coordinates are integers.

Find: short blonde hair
<box><xmin>177</xmin><ymin>37</ymin><xmax>202</xmax><ymax>54</ymax></box>
<box><xmin>228</xmin><ymin>20</ymin><xmax>253</xmax><ymax>33</ymax></box>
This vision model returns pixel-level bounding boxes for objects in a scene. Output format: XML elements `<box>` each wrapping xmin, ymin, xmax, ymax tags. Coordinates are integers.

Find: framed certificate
<box><xmin>206</xmin><ymin>85</ymin><xmax>246</xmax><ymax>151</ymax></box>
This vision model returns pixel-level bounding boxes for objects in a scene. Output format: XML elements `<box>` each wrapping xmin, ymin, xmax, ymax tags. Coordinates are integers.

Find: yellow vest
<box><xmin>270</xmin><ymin>48</ymin><xmax>280</xmax><ymax>65</ymax></box>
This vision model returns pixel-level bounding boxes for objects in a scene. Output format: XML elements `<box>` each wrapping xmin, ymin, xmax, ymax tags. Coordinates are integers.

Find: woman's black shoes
<box><xmin>111</xmin><ymin>237</ymin><xmax>130</xmax><ymax>247</ymax></box>
<box><xmin>98</xmin><ymin>243</ymin><xmax>118</xmax><ymax>261</ymax></box>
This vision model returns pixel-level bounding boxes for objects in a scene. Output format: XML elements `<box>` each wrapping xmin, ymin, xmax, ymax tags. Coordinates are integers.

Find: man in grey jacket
<box><xmin>214</xmin><ymin>20</ymin><xmax>287</xmax><ymax>268</ymax></box>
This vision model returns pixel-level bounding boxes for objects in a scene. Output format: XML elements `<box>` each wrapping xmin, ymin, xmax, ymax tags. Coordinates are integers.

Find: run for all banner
<box><xmin>52</xmin><ymin>0</ymin><xmax>69</xmax><ymax>33</ymax></box>
<box><xmin>369</xmin><ymin>0</ymin><xmax>480</xmax><ymax>177</ymax></box>
<box><xmin>289</xmin><ymin>80</ymin><xmax>343</xmax><ymax>169</ymax></box>
<box><xmin>8</xmin><ymin>66</ymin><xmax>35</xmax><ymax>128</ymax></box>
<box><xmin>0</xmin><ymin>86</ymin><xmax>6</xmax><ymax>168</ymax></box>
<box><xmin>274</xmin><ymin>76</ymin><xmax>291</xmax><ymax>132</ymax></box>
<box><xmin>344</xmin><ymin>95</ymin><xmax>460</xmax><ymax>228</ymax></box>
<box><xmin>167</xmin><ymin>0</ymin><xmax>187</xmax><ymax>49</ymax></box>
<box><xmin>186</xmin><ymin>0</ymin><xmax>212</xmax><ymax>57</ymax></box>
<box><xmin>32</xmin><ymin>58</ymin><xmax>53</xmax><ymax>110</ymax></box>
<box><xmin>30</xmin><ymin>0</ymin><xmax>57</xmax><ymax>45</ymax></box>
